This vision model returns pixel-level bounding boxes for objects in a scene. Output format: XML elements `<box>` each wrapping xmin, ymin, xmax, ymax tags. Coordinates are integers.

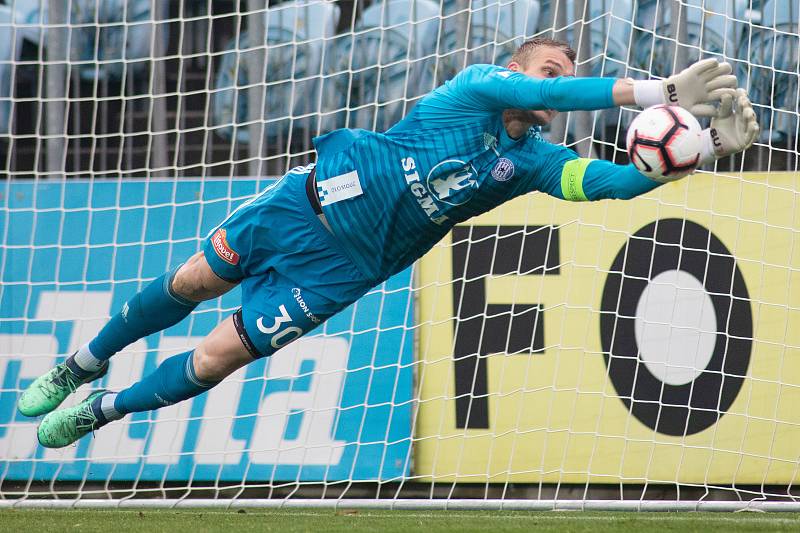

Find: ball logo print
<box><xmin>626</xmin><ymin>105</ymin><xmax>702</xmax><ymax>183</ymax></box>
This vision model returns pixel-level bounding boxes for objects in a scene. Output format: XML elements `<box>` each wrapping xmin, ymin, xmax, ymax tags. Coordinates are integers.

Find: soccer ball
<box><xmin>626</xmin><ymin>105</ymin><xmax>702</xmax><ymax>183</ymax></box>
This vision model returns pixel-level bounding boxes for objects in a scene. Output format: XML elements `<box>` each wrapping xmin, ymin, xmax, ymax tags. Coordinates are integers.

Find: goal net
<box><xmin>0</xmin><ymin>0</ymin><xmax>798</xmax><ymax>508</ymax></box>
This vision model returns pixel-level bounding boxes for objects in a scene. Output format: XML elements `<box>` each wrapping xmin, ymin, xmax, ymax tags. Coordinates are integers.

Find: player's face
<box><xmin>509</xmin><ymin>47</ymin><xmax>575</xmax><ymax>126</ymax></box>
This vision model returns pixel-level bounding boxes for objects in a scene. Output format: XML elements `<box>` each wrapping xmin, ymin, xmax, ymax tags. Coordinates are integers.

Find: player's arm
<box><xmin>454</xmin><ymin>64</ymin><xmax>615</xmax><ymax>112</ymax></box>
<box><xmin>530</xmin><ymin>142</ymin><xmax>660</xmax><ymax>202</ymax></box>
<box><xmin>619</xmin><ymin>58</ymin><xmax>738</xmax><ymax>117</ymax></box>
<box><xmin>458</xmin><ymin>59</ymin><xmax>736</xmax><ymax>116</ymax></box>
<box><xmin>548</xmin><ymin>155</ymin><xmax>661</xmax><ymax>202</ymax></box>
<box><xmin>533</xmin><ymin>90</ymin><xmax>759</xmax><ymax>202</ymax></box>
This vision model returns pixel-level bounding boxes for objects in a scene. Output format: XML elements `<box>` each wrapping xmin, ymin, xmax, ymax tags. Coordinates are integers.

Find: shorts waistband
<box><xmin>305</xmin><ymin>167</ymin><xmax>323</xmax><ymax>215</ymax></box>
<box><xmin>297</xmin><ymin>166</ymin><xmax>372</xmax><ymax>283</ymax></box>
<box><xmin>305</xmin><ymin>168</ymin><xmax>333</xmax><ymax>233</ymax></box>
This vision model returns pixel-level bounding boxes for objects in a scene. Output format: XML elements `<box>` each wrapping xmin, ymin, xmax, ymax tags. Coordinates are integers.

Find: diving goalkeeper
<box><xmin>19</xmin><ymin>38</ymin><xmax>758</xmax><ymax>448</ymax></box>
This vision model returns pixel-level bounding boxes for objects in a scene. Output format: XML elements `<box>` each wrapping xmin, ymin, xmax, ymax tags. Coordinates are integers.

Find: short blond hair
<box><xmin>511</xmin><ymin>38</ymin><xmax>577</xmax><ymax>68</ymax></box>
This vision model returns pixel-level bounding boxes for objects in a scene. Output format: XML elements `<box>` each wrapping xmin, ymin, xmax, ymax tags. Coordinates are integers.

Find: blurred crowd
<box><xmin>0</xmin><ymin>0</ymin><xmax>796</xmax><ymax>178</ymax></box>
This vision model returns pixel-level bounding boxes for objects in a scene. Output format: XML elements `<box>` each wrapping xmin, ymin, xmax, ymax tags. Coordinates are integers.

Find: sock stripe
<box><xmin>72</xmin><ymin>344</ymin><xmax>106</xmax><ymax>374</ymax></box>
<box><xmin>185</xmin><ymin>351</ymin><xmax>217</xmax><ymax>389</ymax></box>
<box><xmin>114</xmin><ymin>350</ymin><xmax>219</xmax><ymax>416</ymax></box>
<box><xmin>100</xmin><ymin>392</ymin><xmax>123</xmax><ymax>422</ymax></box>
<box><xmin>163</xmin><ymin>266</ymin><xmax>199</xmax><ymax>308</ymax></box>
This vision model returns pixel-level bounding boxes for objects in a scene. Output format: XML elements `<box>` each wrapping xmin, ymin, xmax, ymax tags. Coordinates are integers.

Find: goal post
<box><xmin>1</xmin><ymin>0</ymin><xmax>799</xmax><ymax>508</ymax></box>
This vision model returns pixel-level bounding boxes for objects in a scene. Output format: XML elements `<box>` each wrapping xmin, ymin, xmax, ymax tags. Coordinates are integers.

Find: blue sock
<box><xmin>89</xmin><ymin>268</ymin><xmax>198</xmax><ymax>360</ymax></box>
<box><xmin>113</xmin><ymin>350</ymin><xmax>218</xmax><ymax>415</ymax></box>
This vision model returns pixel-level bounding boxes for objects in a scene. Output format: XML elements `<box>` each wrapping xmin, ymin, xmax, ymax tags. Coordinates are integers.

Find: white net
<box><xmin>0</xmin><ymin>0</ymin><xmax>798</xmax><ymax>507</ymax></box>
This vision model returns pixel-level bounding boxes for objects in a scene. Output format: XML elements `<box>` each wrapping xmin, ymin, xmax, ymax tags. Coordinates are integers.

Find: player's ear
<box><xmin>507</xmin><ymin>61</ymin><xmax>521</xmax><ymax>72</ymax></box>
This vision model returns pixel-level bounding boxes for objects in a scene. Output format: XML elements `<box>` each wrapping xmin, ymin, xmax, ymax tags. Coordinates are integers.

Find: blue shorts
<box><xmin>203</xmin><ymin>165</ymin><xmax>373</xmax><ymax>358</ymax></box>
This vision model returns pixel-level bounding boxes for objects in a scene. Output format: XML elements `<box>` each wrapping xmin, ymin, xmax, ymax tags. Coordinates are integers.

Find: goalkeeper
<box><xmin>19</xmin><ymin>38</ymin><xmax>758</xmax><ymax>448</ymax></box>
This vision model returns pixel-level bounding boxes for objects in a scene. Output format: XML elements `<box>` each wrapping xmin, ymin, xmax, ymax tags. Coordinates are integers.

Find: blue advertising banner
<box><xmin>0</xmin><ymin>179</ymin><xmax>413</xmax><ymax>482</ymax></box>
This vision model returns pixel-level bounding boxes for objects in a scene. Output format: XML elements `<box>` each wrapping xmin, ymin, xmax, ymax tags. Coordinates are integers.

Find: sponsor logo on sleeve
<box><xmin>211</xmin><ymin>228</ymin><xmax>240</xmax><ymax>265</ymax></box>
<box><xmin>491</xmin><ymin>157</ymin><xmax>515</xmax><ymax>181</ymax></box>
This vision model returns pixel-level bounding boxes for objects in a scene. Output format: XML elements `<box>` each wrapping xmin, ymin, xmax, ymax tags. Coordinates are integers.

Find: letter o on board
<box><xmin>600</xmin><ymin>219</ymin><xmax>753</xmax><ymax>436</ymax></box>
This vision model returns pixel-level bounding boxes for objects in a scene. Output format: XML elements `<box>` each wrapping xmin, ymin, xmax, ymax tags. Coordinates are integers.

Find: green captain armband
<box><xmin>560</xmin><ymin>158</ymin><xmax>592</xmax><ymax>201</ymax></box>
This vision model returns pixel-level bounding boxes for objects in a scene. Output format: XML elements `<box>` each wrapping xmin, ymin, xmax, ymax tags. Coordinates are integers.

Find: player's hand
<box><xmin>633</xmin><ymin>58</ymin><xmax>737</xmax><ymax>117</ymax></box>
<box><xmin>699</xmin><ymin>88</ymin><xmax>760</xmax><ymax>164</ymax></box>
<box><xmin>663</xmin><ymin>58</ymin><xmax>738</xmax><ymax>117</ymax></box>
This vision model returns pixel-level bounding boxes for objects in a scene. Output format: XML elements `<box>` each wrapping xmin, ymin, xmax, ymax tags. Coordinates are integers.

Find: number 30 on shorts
<box><xmin>256</xmin><ymin>305</ymin><xmax>303</xmax><ymax>349</ymax></box>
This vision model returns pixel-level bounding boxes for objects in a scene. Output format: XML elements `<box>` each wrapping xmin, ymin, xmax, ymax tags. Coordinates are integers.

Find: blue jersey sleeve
<box><xmin>451</xmin><ymin>64</ymin><xmax>617</xmax><ymax>113</ymax></box>
<box><xmin>532</xmin><ymin>143</ymin><xmax>661</xmax><ymax>201</ymax></box>
<box><xmin>389</xmin><ymin>64</ymin><xmax>618</xmax><ymax>133</ymax></box>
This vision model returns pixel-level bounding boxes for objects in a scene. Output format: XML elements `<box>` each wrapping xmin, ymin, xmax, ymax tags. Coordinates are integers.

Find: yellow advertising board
<box><xmin>415</xmin><ymin>172</ymin><xmax>800</xmax><ymax>484</ymax></box>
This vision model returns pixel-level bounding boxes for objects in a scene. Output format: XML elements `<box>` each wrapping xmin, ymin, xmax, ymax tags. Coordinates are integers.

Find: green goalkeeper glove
<box><xmin>699</xmin><ymin>88</ymin><xmax>760</xmax><ymax>164</ymax></box>
<box><xmin>633</xmin><ymin>58</ymin><xmax>738</xmax><ymax>117</ymax></box>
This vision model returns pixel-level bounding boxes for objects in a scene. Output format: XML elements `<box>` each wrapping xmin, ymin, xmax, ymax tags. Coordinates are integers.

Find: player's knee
<box><xmin>193</xmin><ymin>317</ymin><xmax>255</xmax><ymax>381</ymax></box>
<box><xmin>192</xmin><ymin>345</ymin><xmax>218</xmax><ymax>381</ymax></box>
<box><xmin>192</xmin><ymin>344</ymin><xmax>236</xmax><ymax>382</ymax></box>
<box><xmin>172</xmin><ymin>252</ymin><xmax>235</xmax><ymax>302</ymax></box>
<box><xmin>170</xmin><ymin>263</ymin><xmax>204</xmax><ymax>301</ymax></box>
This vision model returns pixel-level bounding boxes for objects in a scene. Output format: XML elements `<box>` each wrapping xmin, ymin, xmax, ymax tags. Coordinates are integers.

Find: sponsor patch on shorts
<box><xmin>491</xmin><ymin>157</ymin><xmax>515</xmax><ymax>181</ymax></box>
<box><xmin>211</xmin><ymin>228</ymin><xmax>240</xmax><ymax>265</ymax></box>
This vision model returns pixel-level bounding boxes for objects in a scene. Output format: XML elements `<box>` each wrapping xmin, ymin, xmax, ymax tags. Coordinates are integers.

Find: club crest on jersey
<box><xmin>426</xmin><ymin>159</ymin><xmax>478</xmax><ymax>206</ymax></box>
<box><xmin>211</xmin><ymin>228</ymin><xmax>240</xmax><ymax>265</ymax></box>
<box><xmin>491</xmin><ymin>157</ymin><xmax>515</xmax><ymax>181</ymax></box>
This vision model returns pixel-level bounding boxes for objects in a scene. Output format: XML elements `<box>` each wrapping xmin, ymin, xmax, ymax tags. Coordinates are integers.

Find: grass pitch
<box><xmin>1</xmin><ymin>509</ymin><xmax>799</xmax><ymax>532</ymax></box>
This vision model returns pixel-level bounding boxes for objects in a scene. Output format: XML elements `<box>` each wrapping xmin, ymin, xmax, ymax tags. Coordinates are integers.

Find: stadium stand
<box><xmin>320</xmin><ymin>0</ymin><xmax>440</xmax><ymax>132</ymax></box>
<box><xmin>436</xmin><ymin>0</ymin><xmax>540</xmax><ymax>84</ymax></box>
<box><xmin>213</xmin><ymin>0</ymin><xmax>341</xmax><ymax>143</ymax></box>
<box><xmin>745</xmin><ymin>1</ymin><xmax>800</xmax><ymax>145</ymax></box>
<box><xmin>0</xmin><ymin>0</ymin><xmax>792</xmax><ymax>176</ymax></box>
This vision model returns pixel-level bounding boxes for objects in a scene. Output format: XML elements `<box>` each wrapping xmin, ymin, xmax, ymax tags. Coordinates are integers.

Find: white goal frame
<box><xmin>0</xmin><ymin>0</ymin><xmax>798</xmax><ymax>510</ymax></box>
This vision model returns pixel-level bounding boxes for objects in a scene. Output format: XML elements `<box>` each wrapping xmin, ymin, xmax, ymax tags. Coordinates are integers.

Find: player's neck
<box><xmin>502</xmin><ymin>110</ymin><xmax>533</xmax><ymax>139</ymax></box>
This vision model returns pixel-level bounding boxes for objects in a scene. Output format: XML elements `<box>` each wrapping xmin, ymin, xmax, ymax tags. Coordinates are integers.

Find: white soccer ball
<box><xmin>626</xmin><ymin>105</ymin><xmax>702</xmax><ymax>183</ymax></box>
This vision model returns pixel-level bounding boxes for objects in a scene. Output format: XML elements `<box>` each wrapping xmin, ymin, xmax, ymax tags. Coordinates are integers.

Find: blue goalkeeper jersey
<box><xmin>312</xmin><ymin>64</ymin><xmax>659</xmax><ymax>282</ymax></box>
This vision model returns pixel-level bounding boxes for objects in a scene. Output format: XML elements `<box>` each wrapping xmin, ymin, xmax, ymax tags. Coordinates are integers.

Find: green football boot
<box><xmin>37</xmin><ymin>390</ymin><xmax>110</xmax><ymax>448</ymax></box>
<box><xmin>17</xmin><ymin>358</ymin><xmax>108</xmax><ymax>417</ymax></box>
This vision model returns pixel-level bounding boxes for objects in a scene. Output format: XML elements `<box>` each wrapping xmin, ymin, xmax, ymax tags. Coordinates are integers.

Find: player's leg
<box><xmin>36</xmin><ymin>313</ymin><xmax>253</xmax><ymax>448</ymax></box>
<box><xmin>34</xmin><ymin>164</ymin><xmax>374</xmax><ymax>447</ymax></box>
<box><xmin>17</xmin><ymin>251</ymin><xmax>237</xmax><ymax>417</ymax></box>
<box><xmin>35</xmin><ymin>270</ymin><xmax>356</xmax><ymax>448</ymax></box>
<box><xmin>83</xmin><ymin>250</ymin><xmax>238</xmax><ymax>364</ymax></box>
<box><xmin>99</xmin><ymin>271</ymin><xmax>362</xmax><ymax>426</ymax></box>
